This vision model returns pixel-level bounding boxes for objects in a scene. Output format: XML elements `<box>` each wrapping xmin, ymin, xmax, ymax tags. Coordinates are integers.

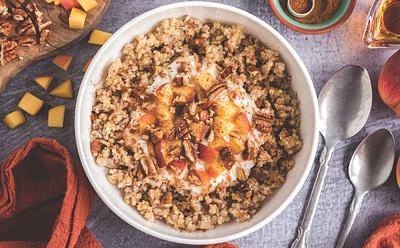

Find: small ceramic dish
<box><xmin>269</xmin><ymin>0</ymin><xmax>357</xmax><ymax>34</ymax></box>
<box><xmin>75</xmin><ymin>1</ymin><xmax>319</xmax><ymax>245</ymax></box>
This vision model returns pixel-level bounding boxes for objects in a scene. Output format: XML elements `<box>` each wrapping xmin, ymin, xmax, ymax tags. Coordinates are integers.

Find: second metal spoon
<box><xmin>291</xmin><ymin>65</ymin><xmax>372</xmax><ymax>248</ymax></box>
<box><xmin>336</xmin><ymin>129</ymin><xmax>395</xmax><ymax>248</ymax></box>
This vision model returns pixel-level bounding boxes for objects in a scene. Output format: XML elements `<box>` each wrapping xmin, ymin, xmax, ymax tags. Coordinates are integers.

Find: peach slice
<box><xmin>3</xmin><ymin>110</ymin><xmax>25</xmax><ymax>129</ymax></box>
<box><xmin>154</xmin><ymin>140</ymin><xmax>171</xmax><ymax>168</ymax></box>
<box><xmin>50</xmin><ymin>79</ymin><xmax>73</xmax><ymax>99</ymax></box>
<box><xmin>53</xmin><ymin>0</ymin><xmax>61</xmax><ymax>5</ymax></box>
<box><xmin>173</xmin><ymin>86</ymin><xmax>196</xmax><ymax>104</ymax></box>
<box><xmin>168</xmin><ymin>160</ymin><xmax>187</xmax><ymax>175</ymax></box>
<box><xmin>69</xmin><ymin>7</ymin><xmax>86</xmax><ymax>30</ymax></box>
<box><xmin>195</xmin><ymin>169</ymin><xmax>211</xmax><ymax>186</ymax></box>
<box><xmin>198</xmin><ymin>143</ymin><xmax>219</xmax><ymax>164</ymax></box>
<box><xmin>88</xmin><ymin>29</ymin><xmax>112</xmax><ymax>45</ymax></box>
<box><xmin>60</xmin><ymin>0</ymin><xmax>79</xmax><ymax>10</ymax></box>
<box><xmin>18</xmin><ymin>92</ymin><xmax>44</xmax><ymax>116</ymax></box>
<box><xmin>52</xmin><ymin>55</ymin><xmax>73</xmax><ymax>71</ymax></box>
<box><xmin>378</xmin><ymin>50</ymin><xmax>400</xmax><ymax>115</ymax></box>
<box><xmin>207</xmin><ymin>162</ymin><xmax>226</xmax><ymax>178</ymax></box>
<box><xmin>233</xmin><ymin>112</ymin><xmax>252</xmax><ymax>134</ymax></box>
<box><xmin>77</xmin><ymin>0</ymin><xmax>97</xmax><ymax>12</ymax></box>
<box><xmin>189</xmin><ymin>122</ymin><xmax>209</xmax><ymax>141</ymax></box>
<box><xmin>155</xmin><ymin>84</ymin><xmax>174</xmax><ymax>106</ymax></box>
<box><xmin>33</xmin><ymin>76</ymin><xmax>54</xmax><ymax>90</ymax></box>
<box><xmin>48</xmin><ymin>105</ymin><xmax>66</xmax><ymax>128</ymax></box>
<box><xmin>139</xmin><ymin>113</ymin><xmax>156</xmax><ymax>134</ymax></box>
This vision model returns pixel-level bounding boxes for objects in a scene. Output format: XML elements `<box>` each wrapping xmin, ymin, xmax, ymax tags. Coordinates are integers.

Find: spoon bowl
<box><xmin>349</xmin><ymin>129</ymin><xmax>395</xmax><ymax>192</ymax></box>
<box><xmin>318</xmin><ymin>65</ymin><xmax>372</xmax><ymax>146</ymax></box>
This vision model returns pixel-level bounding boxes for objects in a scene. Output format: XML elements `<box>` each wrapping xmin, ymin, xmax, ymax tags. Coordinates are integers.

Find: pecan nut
<box><xmin>253</xmin><ymin>112</ymin><xmax>272</xmax><ymax>133</ymax></box>
<box><xmin>217</xmin><ymin>64</ymin><xmax>234</xmax><ymax>82</ymax></box>
<box><xmin>182</xmin><ymin>139</ymin><xmax>196</xmax><ymax>163</ymax></box>
<box><xmin>16</xmin><ymin>36</ymin><xmax>36</xmax><ymax>47</ymax></box>
<box><xmin>242</xmin><ymin>139</ymin><xmax>258</xmax><ymax>160</ymax></box>
<box><xmin>161</xmin><ymin>192</ymin><xmax>173</xmax><ymax>205</ymax></box>
<box><xmin>206</xmin><ymin>83</ymin><xmax>227</xmax><ymax>101</ymax></box>
<box><xmin>140</xmin><ymin>156</ymin><xmax>157</xmax><ymax>176</ymax></box>
<box><xmin>219</xmin><ymin>146</ymin><xmax>235</xmax><ymax>170</ymax></box>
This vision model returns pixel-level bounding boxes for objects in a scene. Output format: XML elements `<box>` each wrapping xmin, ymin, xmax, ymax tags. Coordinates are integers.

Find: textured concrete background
<box><xmin>1</xmin><ymin>0</ymin><xmax>399</xmax><ymax>247</ymax></box>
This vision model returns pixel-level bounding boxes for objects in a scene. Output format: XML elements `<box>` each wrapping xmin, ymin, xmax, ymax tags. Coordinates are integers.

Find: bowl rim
<box><xmin>75</xmin><ymin>1</ymin><xmax>319</xmax><ymax>245</ymax></box>
<box><xmin>268</xmin><ymin>0</ymin><xmax>357</xmax><ymax>35</ymax></box>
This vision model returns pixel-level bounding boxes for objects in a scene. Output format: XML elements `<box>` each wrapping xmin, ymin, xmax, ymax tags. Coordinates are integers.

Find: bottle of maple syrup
<box><xmin>363</xmin><ymin>0</ymin><xmax>400</xmax><ymax>48</ymax></box>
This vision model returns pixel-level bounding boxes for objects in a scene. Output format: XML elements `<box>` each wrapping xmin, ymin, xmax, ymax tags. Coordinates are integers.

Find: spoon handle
<box><xmin>291</xmin><ymin>145</ymin><xmax>335</xmax><ymax>248</ymax></box>
<box><xmin>336</xmin><ymin>191</ymin><xmax>365</xmax><ymax>248</ymax></box>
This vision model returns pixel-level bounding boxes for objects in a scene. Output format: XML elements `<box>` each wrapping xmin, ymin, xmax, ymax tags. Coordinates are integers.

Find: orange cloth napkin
<box><xmin>0</xmin><ymin>137</ymin><xmax>101</xmax><ymax>248</ymax></box>
<box><xmin>364</xmin><ymin>215</ymin><xmax>400</xmax><ymax>248</ymax></box>
<box><xmin>0</xmin><ymin>137</ymin><xmax>237</xmax><ymax>248</ymax></box>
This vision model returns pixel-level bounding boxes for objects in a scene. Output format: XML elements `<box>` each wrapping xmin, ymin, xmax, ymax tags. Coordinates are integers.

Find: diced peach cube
<box><xmin>195</xmin><ymin>169</ymin><xmax>210</xmax><ymax>186</ymax></box>
<box><xmin>189</xmin><ymin>122</ymin><xmax>209</xmax><ymax>141</ymax></box>
<box><xmin>234</xmin><ymin>112</ymin><xmax>252</xmax><ymax>134</ymax></box>
<box><xmin>168</xmin><ymin>160</ymin><xmax>187</xmax><ymax>175</ymax></box>
<box><xmin>154</xmin><ymin>140</ymin><xmax>171</xmax><ymax>168</ymax></box>
<box><xmin>198</xmin><ymin>143</ymin><xmax>219</xmax><ymax>164</ymax></box>
<box><xmin>88</xmin><ymin>29</ymin><xmax>112</xmax><ymax>45</ymax></box>
<box><xmin>207</xmin><ymin>162</ymin><xmax>226</xmax><ymax>178</ymax></box>
<box><xmin>3</xmin><ymin>110</ymin><xmax>25</xmax><ymax>129</ymax></box>
<box><xmin>69</xmin><ymin>7</ymin><xmax>86</xmax><ymax>30</ymax></box>
<box><xmin>18</xmin><ymin>92</ymin><xmax>44</xmax><ymax>116</ymax></box>
<box><xmin>33</xmin><ymin>76</ymin><xmax>54</xmax><ymax>90</ymax></box>
<box><xmin>77</xmin><ymin>0</ymin><xmax>97</xmax><ymax>12</ymax></box>
<box><xmin>48</xmin><ymin>105</ymin><xmax>66</xmax><ymax>128</ymax></box>
<box><xmin>50</xmin><ymin>79</ymin><xmax>73</xmax><ymax>99</ymax></box>
<box><xmin>52</xmin><ymin>55</ymin><xmax>73</xmax><ymax>71</ymax></box>
<box><xmin>60</xmin><ymin>0</ymin><xmax>79</xmax><ymax>10</ymax></box>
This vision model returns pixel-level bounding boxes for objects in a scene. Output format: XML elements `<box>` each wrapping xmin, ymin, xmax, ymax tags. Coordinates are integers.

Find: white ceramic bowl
<box><xmin>75</xmin><ymin>1</ymin><xmax>319</xmax><ymax>245</ymax></box>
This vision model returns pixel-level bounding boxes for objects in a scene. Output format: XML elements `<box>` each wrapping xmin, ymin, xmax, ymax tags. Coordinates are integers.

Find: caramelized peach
<box><xmin>189</xmin><ymin>122</ymin><xmax>209</xmax><ymax>141</ymax></box>
<box><xmin>198</xmin><ymin>143</ymin><xmax>219</xmax><ymax>164</ymax></box>
<box><xmin>379</xmin><ymin>50</ymin><xmax>400</xmax><ymax>115</ymax></box>
<box><xmin>234</xmin><ymin>112</ymin><xmax>252</xmax><ymax>134</ymax></box>
<box><xmin>195</xmin><ymin>169</ymin><xmax>211</xmax><ymax>186</ymax></box>
<box><xmin>139</xmin><ymin>113</ymin><xmax>156</xmax><ymax>134</ymax></box>
<box><xmin>173</xmin><ymin>86</ymin><xmax>196</xmax><ymax>104</ymax></box>
<box><xmin>168</xmin><ymin>160</ymin><xmax>187</xmax><ymax>175</ymax></box>
<box><xmin>207</xmin><ymin>162</ymin><xmax>226</xmax><ymax>178</ymax></box>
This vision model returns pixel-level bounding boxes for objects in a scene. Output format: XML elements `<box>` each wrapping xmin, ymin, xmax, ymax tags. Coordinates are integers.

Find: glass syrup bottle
<box><xmin>363</xmin><ymin>0</ymin><xmax>400</xmax><ymax>48</ymax></box>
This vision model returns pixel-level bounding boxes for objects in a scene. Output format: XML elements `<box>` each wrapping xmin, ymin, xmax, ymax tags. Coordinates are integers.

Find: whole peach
<box><xmin>379</xmin><ymin>50</ymin><xmax>400</xmax><ymax>115</ymax></box>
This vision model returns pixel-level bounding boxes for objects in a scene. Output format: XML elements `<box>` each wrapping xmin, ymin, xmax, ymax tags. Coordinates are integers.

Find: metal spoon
<box><xmin>336</xmin><ymin>129</ymin><xmax>395</xmax><ymax>248</ymax></box>
<box><xmin>287</xmin><ymin>0</ymin><xmax>315</xmax><ymax>18</ymax></box>
<box><xmin>291</xmin><ymin>65</ymin><xmax>372</xmax><ymax>248</ymax></box>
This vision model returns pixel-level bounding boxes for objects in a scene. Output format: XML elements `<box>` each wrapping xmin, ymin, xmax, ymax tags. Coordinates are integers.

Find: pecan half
<box><xmin>219</xmin><ymin>146</ymin><xmax>235</xmax><ymax>170</ymax></box>
<box><xmin>182</xmin><ymin>139</ymin><xmax>196</xmax><ymax>163</ymax></box>
<box><xmin>242</xmin><ymin>140</ymin><xmax>258</xmax><ymax>160</ymax></box>
<box><xmin>140</xmin><ymin>156</ymin><xmax>157</xmax><ymax>176</ymax></box>
<box><xmin>12</xmin><ymin>8</ymin><xmax>27</xmax><ymax>21</ymax></box>
<box><xmin>161</xmin><ymin>192</ymin><xmax>173</xmax><ymax>205</ymax></box>
<box><xmin>253</xmin><ymin>112</ymin><xmax>272</xmax><ymax>133</ymax></box>
<box><xmin>16</xmin><ymin>36</ymin><xmax>36</xmax><ymax>46</ymax></box>
<box><xmin>217</xmin><ymin>64</ymin><xmax>234</xmax><ymax>82</ymax></box>
<box><xmin>39</xmin><ymin>28</ymin><xmax>51</xmax><ymax>44</ymax></box>
<box><xmin>206</xmin><ymin>83</ymin><xmax>227</xmax><ymax>101</ymax></box>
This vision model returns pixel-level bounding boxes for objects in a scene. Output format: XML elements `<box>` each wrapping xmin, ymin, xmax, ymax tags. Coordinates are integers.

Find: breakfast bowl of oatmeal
<box><xmin>75</xmin><ymin>1</ymin><xmax>319</xmax><ymax>245</ymax></box>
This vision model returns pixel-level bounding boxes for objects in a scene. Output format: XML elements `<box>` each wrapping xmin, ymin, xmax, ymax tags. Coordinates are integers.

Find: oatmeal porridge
<box><xmin>90</xmin><ymin>16</ymin><xmax>302</xmax><ymax>231</ymax></box>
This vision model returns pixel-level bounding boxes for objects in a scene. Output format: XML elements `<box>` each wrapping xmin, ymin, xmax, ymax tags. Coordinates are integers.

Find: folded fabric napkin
<box><xmin>364</xmin><ymin>215</ymin><xmax>400</xmax><ymax>248</ymax></box>
<box><xmin>0</xmin><ymin>137</ymin><xmax>101</xmax><ymax>248</ymax></box>
<box><xmin>0</xmin><ymin>137</ymin><xmax>236</xmax><ymax>248</ymax></box>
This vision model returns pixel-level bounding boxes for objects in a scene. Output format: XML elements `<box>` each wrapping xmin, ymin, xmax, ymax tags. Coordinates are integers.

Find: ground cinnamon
<box><xmin>290</xmin><ymin>0</ymin><xmax>311</xmax><ymax>14</ymax></box>
<box><xmin>383</xmin><ymin>2</ymin><xmax>400</xmax><ymax>35</ymax></box>
<box><xmin>282</xmin><ymin>0</ymin><xmax>343</xmax><ymax>24</ymax></box>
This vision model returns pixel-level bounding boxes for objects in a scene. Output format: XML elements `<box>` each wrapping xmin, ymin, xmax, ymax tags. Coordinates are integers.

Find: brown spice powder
<box><xmin>282</xmin><ymin>0</ymin><xmax>343</xmax><ymax>24</ymax></box>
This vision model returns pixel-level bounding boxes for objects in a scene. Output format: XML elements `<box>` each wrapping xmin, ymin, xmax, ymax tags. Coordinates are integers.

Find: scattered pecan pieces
<box><xmin>207</xmin><ymin>83</ymin><xmax>227</xmax><ymax>101</ymax></box>
<box><xmin>217</xmin><ymin>64</ymin><xmax>234</xmax><ymax>82</ymax></box>
<box><xmin>140</xmin><ymin>156</ymin><xmax>157</xmax><ymax>176</ymax></box>
<box><xmin>182</xmin><ymin>139</ymin><xmax>196</xmax><ymax>163</ymax></box>
<box><xmin>253</xmin><ymin>112</ymin><xmax>272</xmax><ymax>133</ymax></box>
<box><xmin>219</xmin><ymin>146</ymin><xmax>235</xmax><ymax>170</ymax></box>
<box><xmin>0</xmin><ymin>1</ymin><xmax>52</xmax><ymax>65</ymax></box>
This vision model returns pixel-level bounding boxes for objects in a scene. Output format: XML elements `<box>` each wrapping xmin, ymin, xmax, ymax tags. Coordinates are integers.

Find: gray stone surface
<box><xmin>1</xmin><ymin>0</ymin><xmax>399</xmax><ymax>247</ymax></box>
